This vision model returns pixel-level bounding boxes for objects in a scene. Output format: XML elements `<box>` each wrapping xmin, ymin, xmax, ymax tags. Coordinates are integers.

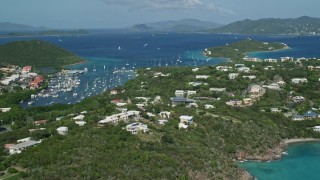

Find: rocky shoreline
<box><xmin>239</xmin><ymin>138</ymin><xmax>320</xmax><ymax>180</ymax></box>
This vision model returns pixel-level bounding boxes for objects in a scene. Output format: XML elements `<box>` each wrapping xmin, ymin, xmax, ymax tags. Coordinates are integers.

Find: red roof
<box><xmin>111</xmin><ymin>99</ymin><xmax>123</xmax><ymax>103</ymax></box>
<box><xmin>23</xmin><ymin>66</ymin><xmax>32</xmax><ymax>72</ymax></box>
<box><xmin>4</xmin><ymin>144</ymin><xmax>14</xmax><ymax>149</ymax></box>
<box><xmin>29</xmin><ymin>76</ymin><xmax>44</xmax><ymax>88</ymax></box>
<box><xmin>33</xmin><ymin>120</ymin><xmax>48</xmax><ymax>125</ymax></box>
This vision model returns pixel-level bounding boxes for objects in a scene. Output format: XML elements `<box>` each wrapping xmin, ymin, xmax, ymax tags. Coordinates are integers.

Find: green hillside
<box><xmin>2</xmin><ymin>61</ymin><xmax>320</xmax><ymax>178</ymax></box>
<box><xmin>210</xmin><ymin>16</ymin><xmax>320</xmax><ymax>35</ymax></box>
<box><xmin>0</xmin><ymin>40</ymin><xmax>83</xmax><ymax>68</ymax></box>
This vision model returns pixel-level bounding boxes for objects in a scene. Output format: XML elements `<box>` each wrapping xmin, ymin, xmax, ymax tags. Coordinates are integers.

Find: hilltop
<box><xmin>0</xmin><ymin>40</ymin><xmax>83</xmax><ymax>68</ymax></box>
<box><xmin>210</xmin><ymin>16</ymin><xmax>320</xmax><ymax>35</ymax></box>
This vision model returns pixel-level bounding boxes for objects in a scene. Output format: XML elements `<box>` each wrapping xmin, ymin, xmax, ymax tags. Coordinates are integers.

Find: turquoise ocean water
<box><xmin>239</xmin><ymin>142</ymin><xmax>320</xmax><ymax>180</ymax></box>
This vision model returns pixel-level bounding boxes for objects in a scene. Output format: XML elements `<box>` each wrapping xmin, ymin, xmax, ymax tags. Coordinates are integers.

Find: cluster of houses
<box><xmin>0</xmin><ymin>65</ymin><xmax>44</xmax><ymax>90</ymax></box>
<box><xmin>5</xmin><ymin>137</ymin><xmax>40</xmax><ymax>155</ymax></box>
<box><xmin>243</xmin><ymin>56</ymin><xmax>295</xmax><ymax>63</ymax></box>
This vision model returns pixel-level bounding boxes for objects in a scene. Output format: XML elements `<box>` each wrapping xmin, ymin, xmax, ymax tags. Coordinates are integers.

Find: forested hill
<box><xmin>0</xmin><ymin>40</ymin><xmax>83</xmax><ymax>67</ymax></box>
<box><xmin>205</xmin><ymin>39</ymin><xmax>286</xmax><ymax>60</ymax></box>
<box><xmin>210</xmin><ymin>16</ymin><xmax>320</xmax><ymax>35</ymax></box>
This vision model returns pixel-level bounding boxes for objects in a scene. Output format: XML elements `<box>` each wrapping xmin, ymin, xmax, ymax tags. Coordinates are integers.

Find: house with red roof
<box><xmin>22</xmin><ymin>66</ymin><xmax>32</xmax><ymax>73</ymax></box>
<box><xmin>29</xmin><ymin>76</ymin><xmax>44</xmax><ymax>89</ymax></box>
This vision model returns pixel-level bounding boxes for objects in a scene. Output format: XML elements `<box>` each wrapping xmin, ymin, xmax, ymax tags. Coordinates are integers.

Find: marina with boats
<box><xmin>21</xmin><ymin>62</ymin><xmax>136</xmax><ymax>108</ymax></box>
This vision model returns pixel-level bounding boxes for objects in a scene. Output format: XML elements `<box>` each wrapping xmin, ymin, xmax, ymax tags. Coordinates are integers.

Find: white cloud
<box><xmin>100</xmin><ymin>0</ymin><xmax>234</xmax><ymax>14</ymax></box>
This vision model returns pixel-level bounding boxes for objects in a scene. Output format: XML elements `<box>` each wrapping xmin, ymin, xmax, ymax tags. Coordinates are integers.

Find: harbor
<box><xmin>21</xmin><ymin>61</ymin><xmax>136</xmax><ymax>108</ymax></box>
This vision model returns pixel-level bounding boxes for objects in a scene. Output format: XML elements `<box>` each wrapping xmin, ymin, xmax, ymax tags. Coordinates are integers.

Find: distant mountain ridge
<box><xmin>0</xmin><ymin>22</ymin><xmax>45</xmax><ymax>31</ymax></box>
<box><xmin>131</xmin><ymin>19</ymin><xmax>222</xmax><ymax>32</ymax></box>
<box><xmin>210</xmin><ymin>16</ymin><xmax>320</xmax><ymax>35</ymax></box>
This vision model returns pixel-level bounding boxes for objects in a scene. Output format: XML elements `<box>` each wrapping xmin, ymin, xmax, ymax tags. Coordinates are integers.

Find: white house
<box><xmin>229</xmin><ymin>73</ymin><xmax>239</xmax><ymax>80</ymax></box>
<box><xmin>188</xmin><ymin>82</ymin><xmax>204</xmax><ymax>86</ymax></box>
<box><xmin>216</xmin><ymin>66</ymin><xmax>232</xmax><ymax>72</ymax></box>
<box><xmin>147</xmin><ymin>112</ymin><xmax>156</xmax><ymax>118</ymax></box>
<box><xmin>264</xmin><ymin>58</ymin><xmax>277</xmax><ymax>63</ymax></box>
<box><xmin>192</xmin><ymin>68</ymin><xmax>199</xmax><ymax>72</ymax></box>
<box><xmin>243</xmin><ymin>75</ymin><xmax>256</xmax><ymax>80</ymax></box>
<box><xmin>281</xmin><ymin>57</ymin><xmax>294</xmax><ymax>62</ymax></box>
<box><xmin>127</xmin><ymin>111</ymin><xmax>140</xmax><ymax>117</ymax></box>
<box><xmin>271</xmin><ymin>108</ymin><xmax>282</xmax><ymax>113</ymax></box>
<box><xmin>291</xmin><ymin>78</ymin><xmax>308</xmax><ymax>84</ymax></box>
<box><xmin>277</xmin><ymin>81</ymin><xmax>286</xmax><ymax>86</ymax></box>
<box><xmin>75</xmin><ymin>121</ymin><xmax>86</xmax><ymax>126</ymax></box>
<box><xmin>179</xmin><ymin>116</ymin><xmax>193</xmax><ymax>124</ymax></box>
<box><xmin>110</xmin><ymin>90</ymin><xmax>118</xmax><ymax>95</ymax></box>
<box><xmin>243</xmin><ymin>57</ymin><xmax>262</xmax><ymax>62</ymax></box>
<box><xmin>249</xmin><ymin>85</ymin><xmax>263</xmax><ymax>93</ymax></box>
<box><xmin>264</xmin><ymin>66</ymin><xmax>275</xmax><ymax>70</ymax></box>
<box><xmin>178</xmin><ymin>123</ymin><xmax>188</xmax><ymax>129</ymax></box>
<box><xmin>175</xmin><ymin>90</ymin><xmax>185</xmax><ymax>97</ymax></box>
<box><xmin>158</xmin><ymin>120</ymin><xmax>168</xmax><ymax>125</ymax></box>
<box><xmin>136</xmin><ymin>103</ymin><xmax>146</xmax><ymax>109</ymax></box>
<box><xmin>0</xmin><ymin>74</ymin><xmax>20</xmax><ymax>85</ymax></box>
<box><xmin>293</xmin><ymin>96</ymin><xmax>305</xmax><ymax>103</ymax></box>
<box><xmin>116</xmin><ymin>103</ymin><xmax>127</xmax><ymax>107</ymax></box>
<box><xmin>237</xmin><ymin>67</ymin><xmax>250</xmax><ymax>73</ymax></box>
<box><xmin>196</xmin><ymin>75</ymin><xmax>210</xmax><ymax>79</ymax></box>
<box><xmin>265</xmin><ymin>83</ymin><xmax>280</xmax><ymax>90</ymax></box>
<box><xmin>9</xmin><ymin>140</ymin><xmax>39</xmax><ymax>155</ymax></box>
<box><xmin>57</xmin><ymin>127</ymin><xmax>68</xmax><ymax>135</ymax></box>
<box><xmin>126</xmin><ymin>123</ymin><xmax>148</xmax><ymax>134</ymax></box>
<box><xmin>204</xmin><ymin>104</ymin><xmax>214</xmax><ymax>109</ymax></box>
<box><xmin>73</xmin><ymin>115</ymin><xmax>85</xmax><ymax>121</ymax></box>
<box><xmin>187</xmin><ymin>91</ymin><xmax>197</xmax><ymax>97</ymax></box>
<box><xmin>209</xmin><ymin>88</ymin><xmax>226</xmax><ymax>92</ymax></box>
<box><xmin>313</xmin><ymin>126</ymin><xmax>320</xmax><ymax>132</ymax></box>
<box><xmin>235</xmin><ymin>64</ymin><xmax>245</xmax><ymax>67</ymax></box>
<box><xmin>17</xmin><ymin>137</ymin><xmax>31</xmax><ymax>143</ymax></box>
<box><xmin>0</xmin><ymin>108</ymin><xmax>11</xmax><ymax>112</ymax></box>
<box><xmin>159</xmin><ymin>111</ymin><xmax>171</xmax><ymax>119</ymax></box>
<box><xmin>226</xmin><ymin>100</ymin><xmax>242</xmax><ymax>107</ymax></box>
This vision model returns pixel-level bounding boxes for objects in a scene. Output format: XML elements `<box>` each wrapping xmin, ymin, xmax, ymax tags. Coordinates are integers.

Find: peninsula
<box><xmin>0</xmin><ymin>40</ymin><xmax>84</xmax><ymax>69</ymax></box>
<box><xmin>204</xmin><ymin>39</ymin><xmax>287</xmax><ymax>61</ymax></box>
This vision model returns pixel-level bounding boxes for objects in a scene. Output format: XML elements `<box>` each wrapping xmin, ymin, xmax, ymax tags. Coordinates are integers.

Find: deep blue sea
<box><xmin>1</xmin><ymin>30</ymin><xmax>320</xmax><ymax>179</ymax></box>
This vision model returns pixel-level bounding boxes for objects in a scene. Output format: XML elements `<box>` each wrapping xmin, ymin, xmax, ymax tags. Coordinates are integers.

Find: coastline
<box><xmin>204</xmin><ymin>44</ymin><xmax>290</xmax><ymax>60</ymax></box>
<box><xmin>245</xmin><ymin>45</ymin><xmax>291</xmax><ymax>58</ymax></box>
<box><xmin>244</xmin><ymin>138</ymin><xmax>320</xmax><ymax>161</ymax></box>
<box><xmin>64</xmin><ymin>59</ymin><xmax>88</xmax><ymax>67</ymax></box>
<box><xmin>0</xmin><ymin>33</ymin><xmax>90</xmax><ymax>39</ymax></box>
<box><xmin>240</xmin><ymin>138</ymin><xmax>320</xmax><ymax>180</ymax></box>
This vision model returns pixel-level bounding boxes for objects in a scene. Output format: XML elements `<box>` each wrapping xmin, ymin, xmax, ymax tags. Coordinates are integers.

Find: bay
<box><xmin>1</xmin><ymin>31</ymin><xmax>320</xmax><ymax>107</ymax></box>
<box><xmin>239</xmin><ymin>142</ymin><xmax>320</xmax><ymax>180</ymax></box>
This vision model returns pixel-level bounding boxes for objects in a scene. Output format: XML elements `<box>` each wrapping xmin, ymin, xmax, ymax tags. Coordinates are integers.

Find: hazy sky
<box><xmin>1</xmin><ymin>0</ymin><xmax>320</xmax><ymax>28</ymax></box>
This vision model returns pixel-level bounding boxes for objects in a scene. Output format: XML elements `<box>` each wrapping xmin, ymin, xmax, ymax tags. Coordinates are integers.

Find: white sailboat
<box><xmin>104</xmin><ymin>65</ymin><xmax>106</xmax><ymax>70</ymax></box>
<box><xmin>93</xmin><ymin>64</ymin><xmax>97</xmax><ymax>72</ymax></box>
<box><xmin>118</xmin><ymin>46</ymin><xmax>121</xmax><ymax>50</ymax></box>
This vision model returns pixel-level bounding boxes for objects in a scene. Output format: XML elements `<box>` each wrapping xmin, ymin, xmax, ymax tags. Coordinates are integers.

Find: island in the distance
<box><xmin>204</xmin><ymin>39</ymin><xmax>287</xmax><ymax>61</ymax></box>
<box><xmin>0</xmin><ymin>29</ymin><xmax>89</xmax><ymax>38</ymax></box>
